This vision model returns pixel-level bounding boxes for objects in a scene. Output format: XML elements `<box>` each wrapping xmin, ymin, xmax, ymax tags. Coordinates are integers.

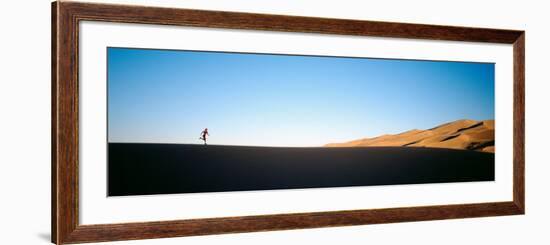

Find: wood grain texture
<box><xmin>513</xmin><ymin>33</ymin><xmax>526</xmax><ymax>213</ymax></box>
<box><xmin>53</xmin><ymin>1</ymin><xmax>80</xmax><ymax>244</ymax></box>
<box><xmin>60</xmin><ymin>1</ymin><xmax>523</xmax><ymax>43</ymax></box>
<box><xmin>63</xmin><ymin>202</ymin><xmax>521</xmax><ymax>244</ymax></box>
<box><xmin>52</xmin><ymin>1</ymin><xmax>525</xmax><ymax>244</ymax></box>
<box><xmin>51</xmin><ymin>2</ymin><xmax>58</xmax><ymax>243</ymax></box>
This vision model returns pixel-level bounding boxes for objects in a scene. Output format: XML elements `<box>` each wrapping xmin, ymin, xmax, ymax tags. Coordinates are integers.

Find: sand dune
<box><xmin>325</xmin><ymin>119</ymin><xmax>495</xmax><ymax>152</ymax></box>
<box><xmin>109</xmin><ymin>143</ymin><xmax>494</xmax><ymax>196</ymax></box>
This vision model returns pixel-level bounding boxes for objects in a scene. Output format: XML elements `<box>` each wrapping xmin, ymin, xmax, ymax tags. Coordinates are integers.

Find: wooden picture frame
<box><xmin>52</xmin><ymin>1</ymin><xmax>525</xmax><ymax>244</ymax></box>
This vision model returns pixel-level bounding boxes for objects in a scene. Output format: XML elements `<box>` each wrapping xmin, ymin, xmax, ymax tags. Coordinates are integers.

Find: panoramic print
<box><xmin>107</xmin><ymin>47</ymin><xmax>495</xmax><ymax>196</ymax></box>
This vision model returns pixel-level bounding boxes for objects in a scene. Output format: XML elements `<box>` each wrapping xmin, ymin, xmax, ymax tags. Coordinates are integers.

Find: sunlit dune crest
<box><xmin>325</xmin><ymin>119</ymin><xmax>495</xmax><ymax>153</ymax></box>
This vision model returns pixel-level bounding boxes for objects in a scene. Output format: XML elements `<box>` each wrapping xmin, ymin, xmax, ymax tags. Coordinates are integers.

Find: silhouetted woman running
<box><xmin>200</xmin><ymin>128</ymin><xmax>209</xmax><ymax>145</ymax></box>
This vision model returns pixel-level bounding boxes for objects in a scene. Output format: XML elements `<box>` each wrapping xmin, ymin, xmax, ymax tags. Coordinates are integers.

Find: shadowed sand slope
<box><xmin>325</xmin><ymin>119</ymin><xmax>495</xmax><ymax>152</ymax></box>
<box><xmin>109</xmin><ymin>143</ymin><xmax>494</xmax><ymax>196</ymax></box>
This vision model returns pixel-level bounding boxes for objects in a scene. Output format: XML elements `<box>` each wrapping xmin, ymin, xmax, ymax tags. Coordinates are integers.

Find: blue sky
<box><xmin>107</xmin><ymin>47</ymin><xmax>494</xmax><ymax>147</ymax></box>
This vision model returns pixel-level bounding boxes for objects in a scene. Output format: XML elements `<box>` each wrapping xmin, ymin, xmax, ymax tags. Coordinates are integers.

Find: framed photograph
<box><xmin>52</xmin><ymin>1</ymin><xmax>525</xmax><ymax>244</ymax></box>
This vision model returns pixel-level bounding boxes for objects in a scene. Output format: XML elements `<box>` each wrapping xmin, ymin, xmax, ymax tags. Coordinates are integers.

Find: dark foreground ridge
<box><xmin>108</xmin><ymin>143</ymin><xmax>494</xmax><ymax>196</ymax></box>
